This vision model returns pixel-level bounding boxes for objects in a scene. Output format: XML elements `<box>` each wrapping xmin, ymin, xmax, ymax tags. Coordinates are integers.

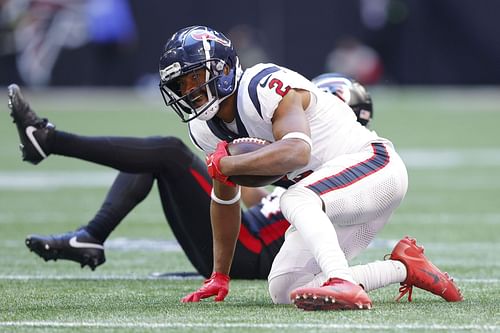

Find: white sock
<box><xmin>350</xmin><ymin>259</ymin><xmax>407</xmax><ymax>291</ymax></box>
<box><xmin>280</xmin><ymin>187</ymin><xmax>354</xmax><ymax>283</ymax></box>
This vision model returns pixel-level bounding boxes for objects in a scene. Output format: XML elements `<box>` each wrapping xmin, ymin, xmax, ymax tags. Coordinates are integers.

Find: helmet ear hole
<box><xmin>226</xmin><ymin>56</ymin><xmax>234</xmax><ymax>68</ymax></box>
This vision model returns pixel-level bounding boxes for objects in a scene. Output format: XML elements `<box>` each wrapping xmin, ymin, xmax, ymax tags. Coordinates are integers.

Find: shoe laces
<box><xmin>396</xmin><ymin>284</ymin><xmax>413</xmax><ymax>302</ymax></box>
<box><xmin>396</xmin><ymin>272</ymin><xmax>461</xmax><ymax>302</ymax></box>
<box><xmin>395</xmin><ymin>263</ymin><xmax>433</xmax><ymax>302</ymax></box>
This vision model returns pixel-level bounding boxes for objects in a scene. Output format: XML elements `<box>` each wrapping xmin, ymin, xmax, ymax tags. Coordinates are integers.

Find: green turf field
<box><xmin>0</xmin><ymin>87</ymin><xmax>499</xmax><ymax>332</ymax></box>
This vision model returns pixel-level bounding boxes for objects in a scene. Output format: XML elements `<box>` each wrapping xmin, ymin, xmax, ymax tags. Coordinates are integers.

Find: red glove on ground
<box><xmin>206</xmin><ymin>141</ymin><xmax>235</xmax><ymax>186</ymax></box>
<box><xmin>181</xmin><ymin>272</ymin><xmax>230</xmax><ymax>302</ymax></box>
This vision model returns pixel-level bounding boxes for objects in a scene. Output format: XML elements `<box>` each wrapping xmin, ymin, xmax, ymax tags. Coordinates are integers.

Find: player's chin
<box><xmin>188</xmin><ymin>91</ymin><xmax>208</xmax><ymax>108</ymax></box>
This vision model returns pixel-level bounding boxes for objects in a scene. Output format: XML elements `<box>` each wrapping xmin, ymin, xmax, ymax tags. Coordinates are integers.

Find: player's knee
<box><xmin>279</xmin><ymin>186</ymin><xmax>322</xmax><ymax>222</ymax></box>
<box><xmin>148</xmin><ymin>136</ymin><xmax>194</xmax><ymax>165</ymax></box>
<box><xmin>159</xmin><ymin>136</ymin><xmax>188</xmax><ymax>151</ymax></box>
<box><xmin>268</xmin><ymin>274</ymin><xmax>295</xmax><ymax>304</ymax></box>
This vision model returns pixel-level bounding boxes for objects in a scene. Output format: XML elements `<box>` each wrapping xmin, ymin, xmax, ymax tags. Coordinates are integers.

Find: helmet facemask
<box><xmin>160</xmin><ymin>59</ymin><xmax>227</xmax><ymax>122</ymax></box>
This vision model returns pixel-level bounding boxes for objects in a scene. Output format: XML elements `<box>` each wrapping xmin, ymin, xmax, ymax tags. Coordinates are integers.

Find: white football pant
<box><xmin>268</xmin><ymin>142</ymin><xmax>408</xmax><ymax>303</ymax></box>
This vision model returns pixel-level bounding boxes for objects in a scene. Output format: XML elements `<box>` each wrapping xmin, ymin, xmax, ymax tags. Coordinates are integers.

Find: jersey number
<box><xmin>269</xmin><ymin>78</ymin><xmax>291</xmax><ymax>97</ymax></box>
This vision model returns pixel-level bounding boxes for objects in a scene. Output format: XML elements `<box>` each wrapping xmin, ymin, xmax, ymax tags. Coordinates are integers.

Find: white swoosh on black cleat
<box><xmin>69</xmin><ymin>236</ymin><xmax>104</xmax><ymax>249</ymax></box>
<box><xmin>25</xmin><ymin>126</ymin><xmax>47</xmax><ymax>158</ymax></box>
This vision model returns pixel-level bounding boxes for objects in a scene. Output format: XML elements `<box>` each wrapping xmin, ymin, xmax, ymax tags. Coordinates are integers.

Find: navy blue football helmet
<box><xmin>159</xmin><ymin>26</ymin><xmax>242</xmax><ymax>122</ymax></box>
<box><xmin>312</xmin><ymin>73</ymin><xmax>373</xmax><ymax>127</ymax></box>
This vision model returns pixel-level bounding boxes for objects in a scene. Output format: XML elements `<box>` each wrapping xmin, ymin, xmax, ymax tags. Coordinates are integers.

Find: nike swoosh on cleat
<box><xmin>419</xmin><ymin>268</ymin><xmax>440</xmax><ymax>284</ymax></box>
<box><xmin>69</xmin><ymin>236</ymin><xmax>104</xmax><ymax>250</ymax></box>
<box><xmin>25</xmin><ymin>126</ymin><xmax>48</xmax><ymax>158</ymax></box>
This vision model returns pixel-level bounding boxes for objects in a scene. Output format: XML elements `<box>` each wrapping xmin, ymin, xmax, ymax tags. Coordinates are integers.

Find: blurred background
<box><xmin>1</xmin><ymin>0</ymin><xmax>499</xmax><ymax>87</ymax></box>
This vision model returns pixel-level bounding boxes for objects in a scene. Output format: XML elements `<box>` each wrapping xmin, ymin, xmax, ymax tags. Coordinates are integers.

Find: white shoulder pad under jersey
<box><xmin>187</xmin><ymin>119</ymin><xmax>219</xmax><ymax>154</ymax></box>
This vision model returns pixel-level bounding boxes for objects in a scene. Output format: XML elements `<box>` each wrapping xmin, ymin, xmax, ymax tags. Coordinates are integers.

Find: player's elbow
<box><xmin>290</xmin><ymin>149</ymin><xmax>310</xmax><ymax>169</ymax></box>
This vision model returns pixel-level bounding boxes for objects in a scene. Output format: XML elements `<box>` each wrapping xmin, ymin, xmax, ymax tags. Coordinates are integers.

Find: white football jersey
<box><xmin>188</xmin><ymin>63</ymin><xmax>387</xmax><ymax>180</ymax></box>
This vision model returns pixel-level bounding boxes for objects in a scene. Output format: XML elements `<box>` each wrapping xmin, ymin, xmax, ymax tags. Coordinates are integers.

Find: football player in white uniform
<box><xmin>158</xmin><ymin>26</ymin><xmax>462</xmax><ymax>309</ymax></box>
<box><xmin>14</xmin><ymin>73</ymin><xmax>373</xmax><ymax>282</ymax></box>
<box><xmin>7</xmin><ymin>25</ymin><xmax>462</xmax><ymax>310</ymax></box>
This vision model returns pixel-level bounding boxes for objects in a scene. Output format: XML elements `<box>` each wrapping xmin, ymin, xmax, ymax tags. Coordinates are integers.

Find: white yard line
<box><xmin>1</xmin><ymin>149</ymin><xmax>500</xmax><ymax>189</ymax></box>
<box><xmin>2</xmin><ymin>237</ymin><xmax>498</xmax><ymax>253</ymax></box>
<box><xmin>0</xmin><ymin>238</ymin><xmax>182</xmax><ymax>251</ymax></box>
<box><xmin>399</xmin><ymin>148</ymin><xmax>500</xmax><ymax>169</ymax></box>
<box><xmin>0</xmin><ymin>321</ymin><xmax>498</xmax><ymax>331</ymax></box>
<box><xmin>0</xmin><ymin>275</ymin><xmax>178</xmax><ymax>280</ymax></box>
<box><xmin>105</xmin><ymin>238</ymin><xmax>182</xmax><ymax>251</ymax></box>
<box><xmin>0</xmin><ymin>275</ymin><xmax>497</xmax><ymax>283</ymax></box>
<box><xmin>393</xmin><ymin>213</ymin><xmax>500</xmax><ymax>225</ymax></box>
<box><xmin>0</xmin><ymin>171</ymin><xmax>116</xmax><ymax>189</ymax></box>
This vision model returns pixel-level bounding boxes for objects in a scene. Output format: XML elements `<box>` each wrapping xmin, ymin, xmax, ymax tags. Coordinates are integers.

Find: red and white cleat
<box><xmin>290</xmin><ymin>278</ymin><xmax>372</xmax><ymax>311</ymax></box>
<box><xmin>389</xmin><ymin>236</ymin><xmax>463</xmax><ymax>302</ymax></box>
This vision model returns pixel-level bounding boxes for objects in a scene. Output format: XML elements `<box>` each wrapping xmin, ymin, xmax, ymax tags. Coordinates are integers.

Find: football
<box><xmin>227</xmin><ymin>137</ymin><xmax>284</xmax><ymax>187</ymax></box>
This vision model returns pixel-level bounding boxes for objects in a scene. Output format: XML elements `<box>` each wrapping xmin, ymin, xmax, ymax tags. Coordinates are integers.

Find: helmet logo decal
<box><xmin>359</xmin><ymin>109</ymin><xmax>371</xmax><ymax>120</ymax></box>
<box><xmin>191</xmin><ymin>30</ymin><xmax>231</xmax><ymax>47</ymax></box>
<box><xmin>334</xmin><ymin>86</ymin><xmax>351</xmax><ymax>104</ymax></box>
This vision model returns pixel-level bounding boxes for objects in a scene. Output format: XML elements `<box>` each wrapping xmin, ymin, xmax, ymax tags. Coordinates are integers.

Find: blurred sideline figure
<box><xmin>0</xmin><ymin>0</ymin><xmax>136</xmax><ymax>86</ymax></box>
<box><xmin>226</xmin><ymin>24</ymin><xmax>271</xmax><ymax>68</ymax></box>
<box><xmin>325</xmin><ymin>36</ymin><xmax>383</xmax><ymax>85</ymax></box>
<box><xmin>7</xmin><ymin>25</ymin><xmax>462</xmax><ymax>310</ymax></box>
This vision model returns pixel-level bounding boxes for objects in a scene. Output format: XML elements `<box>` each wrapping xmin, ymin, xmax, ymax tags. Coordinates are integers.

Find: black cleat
<box><xmin>7</xmin><ymin>84</ymin><xmax>54</xmax><ymax>165</ymax></box>
<box><xmin>25</xmin><ymin>229</ymin><xmax>105</xmax><ymax>270</ymax></box>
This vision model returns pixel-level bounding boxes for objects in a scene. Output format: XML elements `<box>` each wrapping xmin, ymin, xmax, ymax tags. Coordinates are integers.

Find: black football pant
<box><xmin>47</xmin><ymin>131</ymin><xmax>283</xmax><ymax>279</ymax></box>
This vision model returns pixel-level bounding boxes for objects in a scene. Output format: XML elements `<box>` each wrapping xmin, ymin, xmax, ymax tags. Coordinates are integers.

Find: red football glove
<box><xmin>206</xmin><ymin>141</ymin><xmax>235</xmax><ymax>186</ymax></box>
<box><xmin>181</xmin><ymin>272</ymin><xmax>230</xmax><ymax>302</ymax></box>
